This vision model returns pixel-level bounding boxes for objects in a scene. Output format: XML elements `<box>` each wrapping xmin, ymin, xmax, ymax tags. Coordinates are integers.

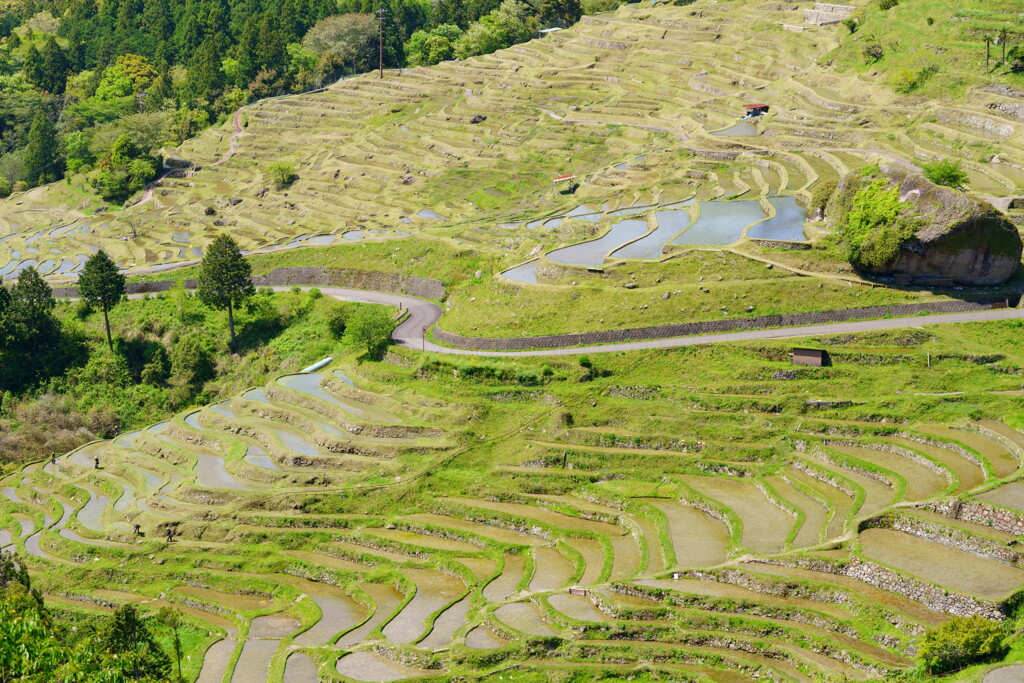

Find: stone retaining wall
<box><xmin>926</xmin><ymin>498</ymin><xmax>1024</xmax><ymax>536</ymax></box>
<box><xmin>433</xmin><ymin>299</ymin><xmax>1004</xmax><ymax>351</ymax></box>
<box><xmin>52</xmin><ymin>266</ymin><xmax>446</xmax><ymax>300</ymax></box>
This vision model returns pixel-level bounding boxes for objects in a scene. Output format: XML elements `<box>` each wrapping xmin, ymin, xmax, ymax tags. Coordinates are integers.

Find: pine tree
<box><xmin>7</xmin><ymin>267</ymin><xmax>58</xmax><ymax>349</ymax></box>
<box><xmin>78</xmin><ymin>250</ymin><xmax>126</xmax><ymax>351</ymax></box>
<box><xmin>22</xmin><ymin>44</ymin><xmax>44</xmax><ymax>88</ymax></box>
<box><xmin>23</xmin><ymin>111</ymin><xmax>59</xmax><ymax>186</ymax></box>
<box><xmin>187</xmin><ymin>35</ymin><xmax>223</xmax><ymax>100</ymax></box>
<box><xmin>197</xmin><ymin>235</ymin><xmax>253</xmax><ymax>351</ymax></box>
<box><xmin>39</xmin><ymin>36</ymin><xmax>69</xmax><ymax>93</ymax></box>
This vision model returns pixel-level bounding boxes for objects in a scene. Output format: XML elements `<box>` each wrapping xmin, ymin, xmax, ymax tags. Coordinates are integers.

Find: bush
<box><xmin>1008</xmin><ymin>45</ymin><xmax>1024</xmax><ymax>73</ymax></box>
<box><xmin>839</xmin><ymin>177</ymin><xmax>914</xmax><ymax>269</ymax></box>
<box><xmin>922</xmin><ymin>159</ymin><xmax>969</xmax><ymax>190</ymax></box>
<box><xmin>842</xmin><ymin>18</ymin><xmax>857</xmax><ymax>33</ymax></box>
<box><xmin>266</xmin><ymin>161</ymin><xmax>297</xmax><ymax>189</ymax></box>
<box><xmin>878</xmin><ymin>0</ymin><xmax>897</xmax><ymax>9</ymax></box>
<box><xmin>919</xmin><ymin>615</ymin><xmax>1007</xmax><ymax>674</ymax></box>
<box><xmin>810</xmin><ymin>178</ymin><xmax>838</xmax><ymax>216</ymax></box>
<box><xmin>343</xmin><ymin>306</ymin><xmax>394</xmax><ymax>360</ymax></box>
<box><xmin>863</xmin><ymin>43</ymin><xmax>884</xmax><ymax>63</ymax></box>
<box><xmin>326</xmin><ymin>304</ymin><xmax>349</xmax><ymax>339</ymax></box>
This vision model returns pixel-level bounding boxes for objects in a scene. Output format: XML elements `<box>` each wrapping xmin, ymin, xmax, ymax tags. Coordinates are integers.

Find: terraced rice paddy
<box><xmin>6</xmin><ymin>0</ymin><xmax>1020</xmax><ymax>284</ymax></box>
<box><xmin>4</xmin><ymin>337</ymin><xmax>1024</xmax><ymax>681</ymax></box>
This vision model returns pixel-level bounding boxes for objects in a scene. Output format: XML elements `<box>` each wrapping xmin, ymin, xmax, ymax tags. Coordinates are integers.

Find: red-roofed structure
<box><xmin>744</xmin><ymin>104</ymin><xmax>770</xmax><ymax>116</ymax></box>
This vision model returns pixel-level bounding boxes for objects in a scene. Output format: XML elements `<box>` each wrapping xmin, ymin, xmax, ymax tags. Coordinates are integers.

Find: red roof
<box><xmin>744</xmin><ymin>103</ymin><xmax>769</xmax><ymax>109</ymax></box>
<box><xmin>552</xmin><ymin>174</ymin><xmax>576</xmax><ymax>182</ymax></box>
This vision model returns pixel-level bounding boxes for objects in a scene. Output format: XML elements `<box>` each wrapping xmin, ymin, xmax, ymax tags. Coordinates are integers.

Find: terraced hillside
<box><xmin>4</xmin><ymin>0</ymin><xmax>1024</xmax><ymax>281</ymax></box>
<box><xmin>7</xmin><ymin>320</ymin><xmax>1024</xmax><ymax>681</ymax></box>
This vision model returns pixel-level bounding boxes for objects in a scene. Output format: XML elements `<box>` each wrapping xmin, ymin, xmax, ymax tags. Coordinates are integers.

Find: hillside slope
<box><xmin>2</xmin><ymin>0</ymin><xmax>1023</xmax><ymax>280</ymax></box>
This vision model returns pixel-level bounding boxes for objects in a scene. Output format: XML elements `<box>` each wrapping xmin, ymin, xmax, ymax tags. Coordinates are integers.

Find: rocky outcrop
<box><xmin>827</xmin><ymin>165</ymin><xmax>1022</xmax><ymax>285</ymax></box>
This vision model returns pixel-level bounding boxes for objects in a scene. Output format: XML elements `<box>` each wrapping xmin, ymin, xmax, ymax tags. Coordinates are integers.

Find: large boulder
<box><xmin>826</xmin><ymin>165</ymin><xmax>1022</xmax><ymax>285</ymax></box>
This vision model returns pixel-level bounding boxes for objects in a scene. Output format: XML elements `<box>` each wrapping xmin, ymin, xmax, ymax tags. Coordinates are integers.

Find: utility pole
<box><xmin>377</xmin><ymin>6</ymin><xmax>386</xmax><ymax>79</ymax></box>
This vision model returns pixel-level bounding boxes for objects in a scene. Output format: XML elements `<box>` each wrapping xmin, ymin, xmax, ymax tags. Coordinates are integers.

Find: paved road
<box><xmin>308</xmin><ymin>286</ymin><xmax>1024</xmax><ymax>357</ymax></box>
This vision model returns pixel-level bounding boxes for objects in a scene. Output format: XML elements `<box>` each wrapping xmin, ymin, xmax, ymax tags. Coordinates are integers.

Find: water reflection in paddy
<box><xmin>547</xmin><ymin>220</ymin><xmax>648</xmax><ymax>267</ymax></box>
<box><xmin>672</xmin><ymin>201</ymin><xmax>766</xmax><ymax>246</ymax></box>
<box><xmin>746</xmin><ymin>196</ymin><xmax>807</xmax><ymax>242</ymax></box>
<box><xmin>500</xmin><ymin>260</ymin><xmax>539</xmax><ymax>284</ymax></box>
<box><xmin>278</xmin><ymin>373</ymin><xmax>397</xmax><ymax>423</ymax></box>
<box><xmin>612</xmin><ymin>201</ymin><xmax>695</xmax><ymax>259</ymax></box>
<box><xmin>711</xmin><ymin>120</ymin><xmax>758</xmax><ymax>136</ymax></box>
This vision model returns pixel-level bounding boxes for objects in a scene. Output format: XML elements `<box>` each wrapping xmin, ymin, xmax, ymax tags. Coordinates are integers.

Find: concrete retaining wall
<box><xmin>433</xmin><ymin>299</ymin><xmax>1004</xmax><ymax>351</ymax></box>
<box><xmin>52</xmin><ymin>266</ymin><xmax>446</xmax><ymax>300</ymax></box>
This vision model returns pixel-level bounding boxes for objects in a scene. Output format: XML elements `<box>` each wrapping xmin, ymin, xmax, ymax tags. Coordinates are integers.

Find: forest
<box><xmin>0</xmin><ymin>0</ymin><xmax>611</xmax><ymax>201</ymax></box>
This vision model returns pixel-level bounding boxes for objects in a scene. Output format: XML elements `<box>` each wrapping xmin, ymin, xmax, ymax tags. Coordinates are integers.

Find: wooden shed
<box><xmin>744</xmin><ymin>103</ymin><xmax>770</xmax><ymax>116</ymax></box>
<box><xmin>791</xmin><ymin>348</ymin><xmax>829</xmax><ymax>367</ymax></box>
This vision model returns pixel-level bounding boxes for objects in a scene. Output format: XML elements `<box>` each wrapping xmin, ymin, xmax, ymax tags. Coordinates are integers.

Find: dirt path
<box><xmin>213</xmin><ymin>110</ymin><xmax>246</xmax><ymax>167</ymax></box>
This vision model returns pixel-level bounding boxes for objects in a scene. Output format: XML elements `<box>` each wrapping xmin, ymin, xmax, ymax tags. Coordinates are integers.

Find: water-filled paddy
<box><xmin>230</xmin><ymin>639</ymin><xmax>280</xmax><ymax>683</ymax></box>
<box><xmin>283</xmin><ymin>653</ymin><xmax>319</xmax><ymax>683</ymax></box>
<box><xmin>766</xmin><ymin>476</ymin><xmax>827</xmax><ymax>548</ymax></box>
<box><xmin>494</xmin><ymin>601</ymin><xmax>559</xmax><ymax>636</ymax></box>
<box><xmin>887</xmin><ymin>437</ymin><xmax>984</xmax><ymax>493</ymax></box>
<box><xmin>417</xmin><ymin>596</ymin><xmax>471</xmax><ymax>648</ymax></box>
<box><xmin>549</xmin><ymin>593</ymin><xmax>611</xmax><ymax>622</ymax></box>
<box><xmin>465</xmin><ymin>626</ymin><xmax>508</xmax><ymax>649</ymax></box>
<box><xmin>711</xmin><ymin>120</ymin><xmax>758</xmax><ymax>136</ymax></box>
<box><xmin>196</xmin><ymin>638</ymin><xmax>236</xmax><ymax>683</ymax></box>
<box><xmin>564</xmin><ymin>537</ymin><xmax>604</xmax><ymax>585</ymax></box>
<box><xmin>336</xmin><ymin>650</ymin><xmax>438</xmax><ymax>682</ymax></box>
<box><xmin>746</xmin><ymin>196</ymin><xmax>807</xmax><ymax>242</ymax></box>
<box><xmin>77</xmin><ymin>489</ymin><xmax>111</xmax><ymax>530</ymax></box>
<box><xmin>859</xmin><ymin>528</ymin><xmax>1024</xmax><ymax>598</ymax></box>
<box><xmin>546</xmin><ymin>220</ymin><xmax>648</xmax><ymax>267</ymax></box>
<box><xmin>831</xmin><ymin>444</ymin><xmax>950</xmax><ymax>501</ymax></box>
<box><xmin>612</xmin><ymin>203</ymin><xmax>695</xmax><ymax>259</ymax></box>
<box><xmin>680</xmin><ymin>477</ymin><xmax>792</xmax><ymax>554</ymax></box>
<box><xmin>671</xmin><ymin>201</ymin><xmax>766</xmax><ymax>246</ymax></box>
<box><xmin>336</xmin><ymin>583</ymin><xmax>404</xmax><ymax>648</ymax></box>
<box><xmin>641</xmin><ymin>498</ymin><xmax>730</xmax><ymax>567</ymax></box>
<box><xmin>500</xmin><ymin>260</ymin><xmax>539</xmax><ymax>284</ymax></box>
<box><xmin>529</xmin><ymin>546</ymin><xmax>575</xmax><ymax>590</ymax></box>
<box><xmin>919</xmin><ymin>426</ymin><xmax>1018</xmax><ymax>477</ymax></box>
<box><xmin>289</xmin><ymin>578</ymin><xmax>365</xmax><ymax>645</ymax></box>
<box><xmin>278</xmin><ymin>373</ymin><xmax>397</xmax><ymax>423</ymax></box>
<box><xmin>977</xmin><ymin>481</ymin><xmax>1024</xmax><ymax>514</ymax></box>
<box><xmin>483</xmin><ymin>554</ymin><xmax>527</xmax><ymax>602</ymax></box>
<box><xmin>194</xmin><ymin>452</ymin><xmax>253</xmax><ymax>491</ymax></box>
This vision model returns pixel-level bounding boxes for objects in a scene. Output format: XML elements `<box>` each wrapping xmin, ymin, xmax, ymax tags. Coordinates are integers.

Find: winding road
<box><xmin>305</xmin><ymin>286</ymin><xmax>1024</xmax><ymax>357</ymax></box>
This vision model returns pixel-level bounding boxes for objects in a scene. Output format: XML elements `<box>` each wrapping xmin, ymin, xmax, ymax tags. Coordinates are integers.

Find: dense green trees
<box><xmin>0</xmin><ymin>550</ymin><xmax>173</xmax><ymax>682</ymax></box>
<box><xmin>197</xmin><ymin>235</ymin><xmax>254</xmax><ymax>351</ymax></box>
<box><xmin>78</xmin><ymin>250</ymin><xmax>126</xmax><ymax>350</ymax></box>
<box><xmin>922</xmin><ymin>158</ymin><xmax>969</xmax><ymax>190</ymax></box>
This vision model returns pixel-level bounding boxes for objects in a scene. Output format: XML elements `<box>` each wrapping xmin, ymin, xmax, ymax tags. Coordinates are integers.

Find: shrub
<box><xmin>842</xmin><ymin>18</ymin><xmax>857</xmax><ymax>33</ymax></box>
<box><xmin>926</xmin><ymin>16</ymin><xmax>934</xmax><ymax>25</ymax></box>
<box><xmin>878</xmin><ymin>0</ymin><xmax>897</xmax><ymax>9</ymax></box>
<box><xmin>922</xmin><ymin>159</ymin><xmax>969</xmax><ymax>190</ymax></box>
<box><xmin>839</xmin><ymin>177</ymin><xmax>915</xmax><ymax>269</ymax></box>
<box><xmin>810</xmin><ymin>178</ymin><xmax>838</xmax><ymax>216</ymax></box>
<box><xmin>266</xmin><ymin>161</ymin><xmax>297</xmax><ymax>189</ymax></box>
<box><xmin>1008</xmin><ymin>45</ymin><xmax>1024</xmax><ymax>73</ymax></box>
<box><xmin>326</xmin><ymin>304</ymin><xmax>349</xmax><ymax>339</ymax></box>
<box><xmin>918</xmin><ymin>615</ymin><xmax>1007</xmax><ymax>674</ymax></box>
<box><xmin>343</xmin><ymin>306</ymin><xmax>394</xmax><ymax>360</ymax></box>
<box><xmin>863</xmin><ymin>43</ymin><xmax>884</xmax><ymax>63</ymax></box>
